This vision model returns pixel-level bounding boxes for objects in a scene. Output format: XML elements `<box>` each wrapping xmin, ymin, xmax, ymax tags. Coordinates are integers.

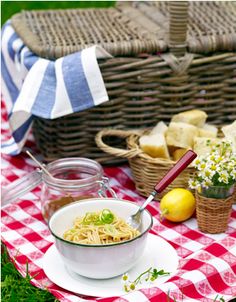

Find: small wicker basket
<box><xmin>195</xmin><ymin>192</ymin><xmax>234</xmax><ymax>234</ymax></box>
<box><xmin>95</xmin><ymin>129</ymin><xmax>195</xmax><ymax>198</ymax></box>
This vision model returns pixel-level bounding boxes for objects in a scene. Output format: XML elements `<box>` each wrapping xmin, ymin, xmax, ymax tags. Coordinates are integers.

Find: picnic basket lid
<box><xmin>11</xmin><ymin>1</ymin><xmax>236</xmax><ymax>59</ymax></box>
<box><xmin>10</xmin><ymin>6</ymin><xmax>167</xmax><ymax>59</ymax></box>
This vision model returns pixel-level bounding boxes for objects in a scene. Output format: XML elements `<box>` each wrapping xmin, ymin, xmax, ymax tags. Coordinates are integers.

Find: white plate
<box><xmin>43</xmin><ymin>233</ymin><xmax>179</xmax><ymax>298</ymax></box>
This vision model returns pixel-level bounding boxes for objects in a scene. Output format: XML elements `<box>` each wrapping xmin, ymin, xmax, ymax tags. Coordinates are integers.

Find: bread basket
<box><xmin>95</xmin><ymin>129</ymin><xmax>195</xmax><ymax>198</ymax></box>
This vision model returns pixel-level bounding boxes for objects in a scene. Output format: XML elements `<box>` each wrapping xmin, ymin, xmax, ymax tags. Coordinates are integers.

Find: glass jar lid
<box><xmin>1</xmin><ymin>157</ymin><xmax>105</xmax><ymax>206</ymax></box>
<box><xmin>43</xmin><ymin>157</ymin><xmax>103</xmax><ymax>189</ymax></box>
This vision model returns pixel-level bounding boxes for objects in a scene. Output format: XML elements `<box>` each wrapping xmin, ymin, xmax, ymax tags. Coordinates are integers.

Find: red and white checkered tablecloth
<box><xmin>1</xmin><ymin>99</ymin><xmax>236</xmax><ymax>302</ymax></box>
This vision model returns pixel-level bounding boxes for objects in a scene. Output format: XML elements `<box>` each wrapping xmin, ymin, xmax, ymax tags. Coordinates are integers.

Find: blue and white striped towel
<box><xmin>1</xmin><ymin>21</ymin><xmax>112</xmax><ymax>155</ymax></box>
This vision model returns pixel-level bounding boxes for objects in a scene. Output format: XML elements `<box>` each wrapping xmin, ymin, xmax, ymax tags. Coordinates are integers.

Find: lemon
<box><xmin>160</xmin><ymin>188</ymin><xmax>196</xmax><ymax>222</ymax></box>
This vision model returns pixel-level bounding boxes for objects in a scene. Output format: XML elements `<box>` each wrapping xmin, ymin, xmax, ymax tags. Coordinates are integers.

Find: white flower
<box><xmin>188</xmin><ymin>140</ymin><xmax>236</xmax><ymax>188</ymax></box>
<box><xmin>202</xmin><ymin>179</ymin><xmax>213</xmax><ymax>188</ymax></box>
<box><xmin>189</xmin><ymin>178</ymin><xmax>202</xmax><ymax>189</ymax></box>
<box><xmin>123</xmin><ymin>284</ymin><xmax>130</xmax><ymax>292</ymax></box>
<box><xmin>121</xmin><ymin>273</ymin><xmax>129</xmax><ymax>283</ymax></box>
<box><xmin>203</xmin><ymin>169</ymin><xmax>216</xmax><ymax>179</ymax></box>
<box><xmin>218</xmin><ymin>171</ymin><xmax>230</xmax><ymax>184</ymax></box>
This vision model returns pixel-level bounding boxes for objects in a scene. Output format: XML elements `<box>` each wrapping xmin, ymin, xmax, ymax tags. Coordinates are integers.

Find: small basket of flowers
<box><xmin>189</xmin><ymin>140</ymin><xmax>236</xmax><ymax>233</ymax></box>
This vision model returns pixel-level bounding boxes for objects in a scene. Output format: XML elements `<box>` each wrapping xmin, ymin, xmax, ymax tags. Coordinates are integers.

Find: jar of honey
<box><xmin>2</xmin><ymin>157</ymin><xmax>116</xmax><ymax>221</ymax></box>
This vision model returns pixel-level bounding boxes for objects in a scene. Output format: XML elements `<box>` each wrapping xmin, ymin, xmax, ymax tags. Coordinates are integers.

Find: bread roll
<box><xmin>167</xmin><ymin>145</ymin><xmax>179</xmax><ymax>156</ymax></box>
<box><xmin>173</xmin><ymin>148</ymin><xmax>190</xmax><ymax>161</ymax></box>
<box><xmin>193</xmin><ymin>137</ymin><xmax>222</xmax><ymax>156</ymax></box>
<box><xmin>139</xmin><ymin>134</ymin><xmax>170</xmax><ymax>159</ymax></box>
<box><xmin>171</xmin><ymin>110</ymin><xmax>207</xmax><ymax>127</ymax></box>
<box><xmin>149</xmin><ymin>121</ymin><xmax>168</xmax><ymax>136</ymax></box>
<box><xmin>222</xmin><ymin>121</ymin><xmax>236</xmax><ymax>151</ymax></box>
<box><xmin>198</xmin><ymin>123</ymin><xmax>218</xmax><ymax>138</ymax></box>
<box><xmin>166</xmin><ymin>122</ymin><xmax>199</xmax><ymax>149</ymax></box>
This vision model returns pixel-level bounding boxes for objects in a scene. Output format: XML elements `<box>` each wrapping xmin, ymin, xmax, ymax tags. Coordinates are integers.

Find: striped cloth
<box><xmin>1</xmin><ymin>21</ymin><xmax>111</xmax><ymax>155</ymax></box>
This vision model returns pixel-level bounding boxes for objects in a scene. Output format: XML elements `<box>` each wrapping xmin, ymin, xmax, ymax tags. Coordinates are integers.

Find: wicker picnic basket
<box><xmin>11</xmin><ymin>1</ymin><xmax>236</xmax><ymax>163</ymax></box>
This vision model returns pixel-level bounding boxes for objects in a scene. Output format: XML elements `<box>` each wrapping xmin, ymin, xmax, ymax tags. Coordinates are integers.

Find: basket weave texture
<box><xmin>11</xmin><ymin>1</ymin><xmax>236</xmax><ymax>163</ymax></box>
<box><xmin>11</xmin><ymin>2</ymin><xmax>236</xmax><ymax>57</ymax></box>
<box><xmin>95</xmin><ymin>129</ymin><xmax>195</xmax><ymax>198</ymax></box>
<box><xmin>196</xmin><ymin>192</ymin><xmax>233</xmax><ymax>234</ymax></box>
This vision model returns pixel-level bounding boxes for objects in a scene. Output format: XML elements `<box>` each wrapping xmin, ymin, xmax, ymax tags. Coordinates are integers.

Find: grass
<box><xmin>1</xmin><ymin>244</ymin><xmax>59</xmax><ymax>302</ymax></box>
<box><xmin>1</xmin><ymin>1</ymin><xmax>115</xmax><ymax>26</ymax></box>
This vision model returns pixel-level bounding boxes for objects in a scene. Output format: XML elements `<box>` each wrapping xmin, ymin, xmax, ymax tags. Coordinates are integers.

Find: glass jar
<box><xmin>41</xmin><ymin>158</ymin><xmax>117</xmax><ymax>221</ymax></box>
<box><xmin>199</xmin><ymin>184</ymin><xmax>235</xmax><ymax>199</ymax></box>
<box><xmin>2</xmin><ymin>157</ymin><xmax>116</xmax><ymax>221</ymax></box>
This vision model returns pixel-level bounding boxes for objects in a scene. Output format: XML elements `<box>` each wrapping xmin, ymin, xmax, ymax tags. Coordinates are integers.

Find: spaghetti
<box><xmin>63</xmin><ymin>209</ymin><xmax>140</xmax><ymax>245</ymax></box>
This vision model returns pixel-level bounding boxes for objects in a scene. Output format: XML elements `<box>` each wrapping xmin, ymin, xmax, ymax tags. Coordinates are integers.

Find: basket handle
<box><xmin>95</xmin><ymin>129</ymin><xmax>142</xmax><ymax>159</ymax></box>
<box><xmin>169</xmin><ymin>1</ymin><xmax>189</xmax><ymax>57</ymax></box>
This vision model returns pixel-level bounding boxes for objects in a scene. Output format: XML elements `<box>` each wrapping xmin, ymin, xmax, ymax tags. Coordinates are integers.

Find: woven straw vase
<box><xmin>196</xmin><ymin>192</ymin><xmax>234</xmax><ymax>234</ymax></box>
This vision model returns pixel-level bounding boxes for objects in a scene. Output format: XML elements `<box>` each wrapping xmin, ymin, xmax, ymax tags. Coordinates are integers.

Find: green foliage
<box><xmin>122</xmin><ymin>267</ymin><xmax>170</xmax><ymax>292</ymax></box>
<box><xmin>1</xmin><ymin>1</ymin><xmax>115</xmax><ymax>26</ymax></box>
<box><xmin>1</xmin><ymin>244</ymin><xmax>59</xmax><ymax>302</ymax></box>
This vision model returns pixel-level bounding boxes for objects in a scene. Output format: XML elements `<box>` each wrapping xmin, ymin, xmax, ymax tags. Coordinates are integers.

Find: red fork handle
<box><xmin>154</xmin><ymin>150</ymin><xmax>197</xmax><ymax>194</ymax></box>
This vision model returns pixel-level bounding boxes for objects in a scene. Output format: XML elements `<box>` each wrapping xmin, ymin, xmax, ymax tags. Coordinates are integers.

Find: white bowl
<box><xmin>48</xmin><ymin>198</ymin><xmax>153</xmax><ymax>279</ymax></box>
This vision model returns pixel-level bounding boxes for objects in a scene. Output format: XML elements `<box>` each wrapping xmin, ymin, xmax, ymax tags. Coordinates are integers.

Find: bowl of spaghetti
<box><xmin>48</xmin><ymin>198</ymin><xmax>153</xmax><ymax>279</ymax></box>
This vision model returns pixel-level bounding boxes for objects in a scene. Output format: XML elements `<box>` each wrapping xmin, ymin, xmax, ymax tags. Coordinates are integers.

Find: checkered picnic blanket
<box><xmin>1</xmin><ymin>99</ymin><xmax>236</xmax><ymax>302</ymax></box>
